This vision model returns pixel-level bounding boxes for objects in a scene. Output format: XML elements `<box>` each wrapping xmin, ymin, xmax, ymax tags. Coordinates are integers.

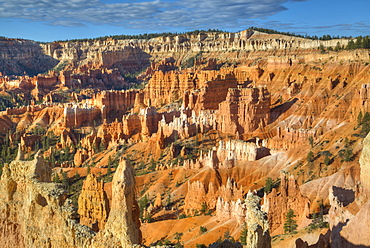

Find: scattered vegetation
<box><xmin>0</xmin><ymin>94</ymin><xmax>15</xmax><ymax>111</ymax></box>
<box><xmin>308</xmin><ymin>136</ymin><xmax>314</xmax><ymax>148</ymax></box>
<box><xmin>52</xmin><ymin>29</ymin><xmax>226</xmax><ymax>43</ymax></box>
<box><xmin>181</xmin><ymin>52</ymin><xmax>203</xmax><ymax>68</ymax></box>
<box><xmin>249</xmin><ymin>27</ymin><xmax>352</xmax><ymax>40</ymax></box>
<box><xmin>358</xmin><ymin>111</ymin><xmax>370</xmax><ymax>137</ymax></box>
<box><xmin>138</xmin><ymin>194</ymin><xmax>150</xmax><ymax>222</ymax></box>
<box><xmin>199</xmin><ymin>226</ymin><xmax>207</xmax><ymax>233</ymax></box>
<box><xmin>196</xmin><ymin>244</ymin><xmax>207</xmax><ymax>248</ymax></box>
<box><xmin>173</xmin><ymin>232</ymin><xmax>183</xmax><ymax>246</ymax></box>
<box><xmin>263</xmin><ymin>177</ymin><xmax>280</xmax><ymax>194</ymax></box>
<box><xmin>308</xmin><ymin>206</ymin><xmax>329</xmax><ymax>232</ymax></box>
<box><xmin>338</xmin><ymin>138</ymin><xmax>354</xmax><ymax>162</ymax></box>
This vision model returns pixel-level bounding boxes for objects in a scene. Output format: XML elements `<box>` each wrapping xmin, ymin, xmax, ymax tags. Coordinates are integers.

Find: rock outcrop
<box><xmin>325</xmin><ymin>132</ymin><xmax>370</xmax><ymax>247</ymax></box>
<box><xmin>245</xmin><ymin>192</ymin><xmax>271</xmax><ymax>248</ymax></box>
<box><xmin>92</xmin><ymin>158</ymin><xmax>142</xmax><ymax>247</ymax></box>
<box><xmin>360</xmin><ymin>130</ymin><xmax>370</xmax><ymax>191</ymax></box>
<box><xmin>185</xmin><ymin>178</ymin><xmax>242</xmax><ymax>216</ymax></box>
<box><xmin>264</xmin><ymin>174</ymin><xmax>310</xmax><ymax>234</ymax></box>
<box><xmin>217</xmin><ymin>86</ymin><xmax>270</xmax><ymax>137</ymax></box>
<box><xmin>78</xmin><ymin>174</ymin><xmax>110</xmax><ymax>232</ymax></box>
<box><xmin>0</xmin><ymin>37</ymin><xmax>58</xmax><ymax>76</ymax></box>
<box><xmin>0</xmin><ymin>149</ymin><xmax>94</xmax><ymax>247</ymax></box>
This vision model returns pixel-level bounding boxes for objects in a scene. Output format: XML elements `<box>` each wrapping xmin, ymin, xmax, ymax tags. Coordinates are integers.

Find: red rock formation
<box><xmin>74</xmin><ymin>148</ymin><xmax>89</xmax><ymax>167</ymax></box>
<box><xmin>264</xmin><ymin>174</ymin><xmax>310</xmax><ymax>234</ymax></box>
<box><xmin>20</xmin><ymin>134</ymin><xmax>40</xmax><ymax>152</ymax></box>
<box><xmin>0</xmin><ymin>150</ymin><xmax>94</xmax><ymax>247</ymax></box>
<box><xmin>184</xmin><ymin>181</ymin><xmax>207</xmax><ymax>216</ymax></box>
<box><xmin>78</xmin><ymin>173</ymin><xmax>110</xmax><ymax>231</ymax></box>
<box><xmin>63</xmin><ymin>103</ymin><xmax>102</xmax><ymax>128</ymax></box>
<box><xmin>185</xmin><ymin>177</ymin><xmax>243</xmax><ymax>216</ymax></box>
<box><xmin>190</xmin><ymin>72</ymin><xmax>238</xmax><ymax>113</ymax></box>
<box><xmin>217</xmin><ymin>86</ymin><xmax>270</xmax><ymax>138</ymax></box>
<box><xmin>154</xmin><ymin>192</ymin><xmax>163</xmax><ymax>209</ymax></box>
<box><xmin>88</xmin><ymin>89</ymin><xmax>139</xmax><ymax>120</ymax></box>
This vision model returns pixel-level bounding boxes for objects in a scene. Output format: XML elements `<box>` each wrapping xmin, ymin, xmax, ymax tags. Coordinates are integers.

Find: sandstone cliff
<box><xmin>0</xmin><ymin>149</ymin><xmax>94</xmax><ymax>248</ymax></box>
<box><xmin>0</xmin><ymin>38</ymin><xmax>58</xmax><ymax>76</ymax></box>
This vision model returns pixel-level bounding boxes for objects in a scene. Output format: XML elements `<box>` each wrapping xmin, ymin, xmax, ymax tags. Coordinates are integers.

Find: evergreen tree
<box><xmin>138</xmin><ymin>195</ymin><xmax>149</xmax><ymax>221</ymax></box>
<box><xmin>355</xmin><ymin>36</ymin><xmax>363</xmax><ymax>49</ymax></box>
<box><xmin>307</xmin><ymin>151</ymin><xmax>315</xmax><ymax>163</ymax></box>
<box><xmin>308</xmin><ymin>136</ymin><xmax>314</xmax><ymax>148</ymax></box>
<box><xmin>74</xmin><ymin>171</ymin><xmax>80</xmax><ymax>181</ymax></box>
<box><xmin>106</xmin><ymin>164</ymin><xmax>112</xmax><ymax>178</ymax></box>
<box><xmin>334</xmin><ymin>42</ymin><xmax>342</xmax><ymax>52</ymax></box>
<box><xmin>284</xmin><ymin>209</ymin><xmax>298</xmax><ymax>233</ymax></box>
<box><xmin>358</xmin><ymin>111</ymin><xmax>363</xmax><ymax>127</ymax></box>
<box><xmin>361</xmin><ymin>112</ymin><xmax>370</xmax><ymax>135</ymax></box>
<box><xmin>173</xmin><ymin>232</ymin><xmax>183</xmax><ymax>244</ymax></box>
<box><xmin>200</xmin><ymin>202</ymin><xmax>208</xmax><ymax>214</ymax></box>
<box><xmin>346</xmin><ymin>40</ymin><xmax>356</xmax><ymax>50</ymax></box>
<box><xmin>240</xmin><ymin>223</ymin><xmax>247</xmax><ymax>245</ymax></box>
<box><xmin>264</xmin><ymin>177</ymin><xmax>274</xmax><ymax>194</ymax></box>
<box><xmin>53</xmin><ymin>173</ymin><xmax>61</xmax><ymax>183</ymax></box>
<box><xmin>324</xmin><ymin>156</ymin><xmax>331</xmax><ymax>166</ymax></box>
<box><xmin>363</xmin><ymin>36</ymin><xmax>370</xmax><ymax>49</ymax></box>
<box><xmin>61</xmin><ymin>170</ymin><xmax>69</xmax><ymax>186</ymax></box>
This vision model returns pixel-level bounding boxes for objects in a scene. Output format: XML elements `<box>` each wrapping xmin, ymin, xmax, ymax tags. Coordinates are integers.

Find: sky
<box><xmin>0</xmin><ymin>0</ymin><xmax>369</xmax><ymax>42</ymax></box>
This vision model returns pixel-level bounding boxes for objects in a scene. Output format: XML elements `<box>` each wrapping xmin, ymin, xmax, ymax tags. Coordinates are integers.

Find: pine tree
<box><xmin>74</xmin><ymin>171</ymin><xmax>80</xmax><ymax>181</ymax></box>
<box><xmin>200</xmin><ymin>202</ymin><xmax>208</xmax><ymax>214</ymax></box>
<box><xmin>107</xmin><ymin>164</ymin><xmax>112</xmax><ymax>177</ymax></box>
<box><xmin>334</xmin><ymin>42</ymin><xmax>342</xmax><ymax>51</ymax></box>
<box><xmin>61</xmin><ymin>170</ymin><xmax>69</xmax><ymax>186</ymax></box>
<box><xmin>264</xmin><ymin>177</ymin><xmax>273</xmax><ymax>194</ymax></box>
<box><xmin>361</xmin><ymin>112</ymin><xmax>370</xmax><ymax>135</ymax></box>
<box><xmin>307</xmin><ymin>151</ymin><xmax>315</xmax><ymax>163</ymax></box>
<box><xmin>324</xmin><ymin>156</ymin><xmax>331</xmax><ymax>166</ymax></box>
<box><xmin>138</xmin><ymin>195</ymin><xmax>149</xmax><ymax>221</ymax></box>
<box><xmin>284</xmin><ymin>209</ymin><xmax>298</xmax><ymax>233</ymax></box>
<box><xmin>174</xmin><ymin>232</ymin><xmax>183</xmax><ymax>244</ymax></box>
<box><xmin>346</xmin><ymin>40</ymin><xmax>356</xmax><ymax>50</ymax></box>
<box><xmin>53</xmin><ymin>173</ymin><xmax>61</xmax><ymax>183</ymax></box>
<box><xmin>355</xmin><ymin>36</ymin><xmax>363</xmax><ymax>49</ymax></box>
<box><xmin>240</xmin><ymin>223</ymin><xmax>247</xmax><ymax>245</ymax></box>
<box><xmin>358</xmin><ymin>111</ymin><xmax>363</xmax><ymax>127</ymax></box>
<box><xmin>308</xmin><ymin>136</ymin><xmax>314</xmax><ymax>148</ymax></box>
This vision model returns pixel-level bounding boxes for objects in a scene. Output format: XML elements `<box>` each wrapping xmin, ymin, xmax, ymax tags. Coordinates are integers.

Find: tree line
<box><xmin>248</xmin><ymin>26</ymin><xmax>369</xmax><ymax>42</ymax></box>
<box><xmin>51</xmin><ymin>29</ymin><xmax>226</xmax><ymax>43</ymax></box>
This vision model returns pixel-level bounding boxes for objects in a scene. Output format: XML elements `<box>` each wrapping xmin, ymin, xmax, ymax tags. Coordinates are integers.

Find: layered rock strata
<box><xmin>217</xmin><ymin>86</ymin><xmax>270</xmax><ymax>137</ymax></box>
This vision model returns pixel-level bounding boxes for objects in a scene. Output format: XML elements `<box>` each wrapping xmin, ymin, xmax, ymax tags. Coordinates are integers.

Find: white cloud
<box><xmin>0</xmin><ymin>0</ymin><xmax>308</xmax><ymax>30</ymax></box>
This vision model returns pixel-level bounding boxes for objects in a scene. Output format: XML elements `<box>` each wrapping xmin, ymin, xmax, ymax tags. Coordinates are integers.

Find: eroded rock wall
<box><xmin>0</xmin><ymin>150</ymin><xmax>94</xmax><ymax>248</ymax></box>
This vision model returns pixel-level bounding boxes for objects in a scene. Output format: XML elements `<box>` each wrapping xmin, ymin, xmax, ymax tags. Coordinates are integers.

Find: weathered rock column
<box><xmin>92</xmin><ymin>158</ymin><xmax>142</xmax><ymax>248</ymax></box>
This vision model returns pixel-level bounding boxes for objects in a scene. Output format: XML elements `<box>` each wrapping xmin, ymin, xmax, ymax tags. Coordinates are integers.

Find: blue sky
<box><xmin>0</xmin><ymin>0</ymin><xmax>369</xmax><ymax>42</ymax></box>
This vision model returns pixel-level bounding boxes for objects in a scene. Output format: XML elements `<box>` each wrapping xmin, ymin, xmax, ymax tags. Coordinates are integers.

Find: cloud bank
<box><xmin>0</xmin><ymin>0</ymin><xmax>307</xmax><ymax>30</ymax></box>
